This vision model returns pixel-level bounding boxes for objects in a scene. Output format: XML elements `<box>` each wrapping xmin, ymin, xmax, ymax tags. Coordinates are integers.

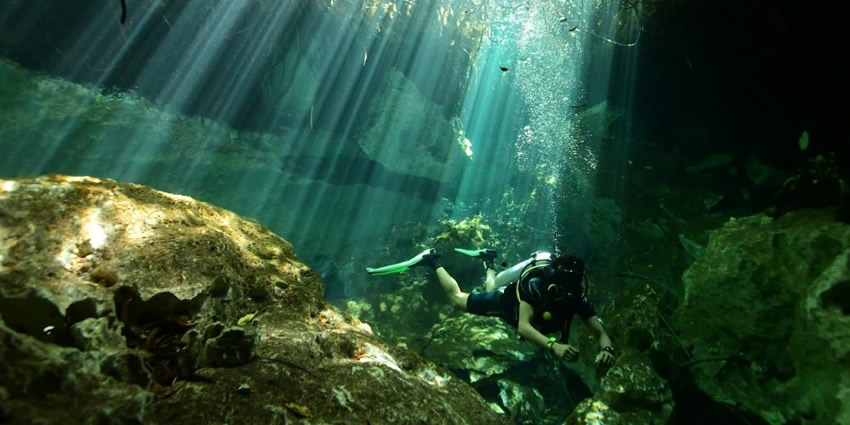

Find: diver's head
<box><xmin>551</xmin><ymin>254</ymin><xmax>585</xmax><ymax>298</ymax></box>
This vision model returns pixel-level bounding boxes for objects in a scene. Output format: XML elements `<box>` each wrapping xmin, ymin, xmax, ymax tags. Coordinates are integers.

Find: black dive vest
<box><xmin>511</xmin><ymin>256</ymin><xmax>589</xmax><ymax>336</ymax></box>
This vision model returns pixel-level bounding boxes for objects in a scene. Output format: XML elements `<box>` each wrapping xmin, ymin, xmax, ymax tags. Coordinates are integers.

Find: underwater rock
<box><xmin>0</xmin><ymin>58</ymin><xmax>440</xmax><ymax>270</ymax></box>
<box><xmin>574</xmin><ymin>100</ymin><xmax>623</xmax><ymax>137</ymax></box>
<box><xmin>770</xmin><ymin>153</ymin><xmax>846</xmax><ymax>218</ymax></box>
<box><xmin>199</xmin><ymin>324</ymin><xmax>259</xmax><ymax>368</ymax></box>
<box><xmin>0</xmin><ymin>386</ymin><xmax>9</xmax><ymax>422</ymax></box>
<box><xmin>632</xmin><ymin>221</ymin><xmax>666</xmax><ymax>240</ymax></box>
<box><xmin>100</xmin><ymin>351</ymin><xmax>153</xmax><ymax>388</ymax></box>
<box><xmin>342</xmin><ymin>283</ymin><xmax>450</xmax><ymax>345</ymax></box>
<box><xmin>566</xmin><ymin>269</ymin><xmax>679</xmax><ymax>424</ymax></box>
<box><xmin>208</xmin><ymin>274</ymin><xmax>230</xmax><ymax>297</ymax></box>
<box><xmin>746</xmin><ymin>156</ymin><xmax>785</xmax><ymax>187</ymax></box>
<box><xmin>430</xmin><ymin>215</ymin><xmax>494</xmax><ymax>285</ymax></box>
<box><xmin>415</xmin><ymin>313</ymin><xmax>594</xmax><ymax>422</ymax></box>
<box><xmin>0</xmin><ymin>316</ymin><xmax>153</xmax><ymax>424</ymax></box>
<box><xmin>497</xmin><ymin>378</ymin><xmax>545</xmax><ymax>425</ymax></box>
<box><xmin>0</xmin><ymin>175</ymin><xmax>509</xmax><ymax>425</ymax></box>
<box><xmin>421</xmin><ymin>314</ymin><xmax>534</xmax><ymax>377</ymax></box>
<box><xmin>258</xmin><ymin>37</ymin><xmax>321</xmax><ymax>120</ymax></box>
<box><xmin>236</xmin><ymin>382</ymin><xmax>251</xmax><ymax>395</ymax></box>
<box><xmin>0</xmin><ymin>292</ymin><xmax>72</xmax><ymax>346</ymax></box>
<box><xmin>685</xmin><ymin>153</ymin><xmax>734</xmax><ymax>175</ymax></box>
<box><xmin>701</xmin><ymin>192</ymin><xmax>725</xmax><ymax>210</ymax></box>
<box><xmin>677</xmin><ymin>233</ymin><xmax>705</xmax><ymax>259</ymax></box>
<box><xmin>589</xmin><ymin>198</ymin><xmax>624</xmax><ymax>261</ymax></box>
<box><xmin>567</xmin><ymin>399</ymin><xmax>620</xmax><ymax>424</ymax></box>
<box><xmin>89</xmin><ymin>263</ymin><xmax>119</xmax><ymax>287</ymax></box>
<box><xmin>595</xmin><ymin>354</ymin><xmax>673</xmax><ymax>421</ymax></box>
<box><xmin>356</xmin><ymin>70</ymin><xmax>470</xmax><ymax>184</ymax></box>
<box><xmin>674</xmin><ymin>208</ymin><xmax>850</xmax><ymax>425</ymax></box>
<box><xmin>69</xmin><ymin>316</ymin><xmax>125</xmax><ymax>352</ymax></box>
<box><xmin>565</xmin><ymin>368</ymin><xmax>673</xmax><ymax>425</ymax></box>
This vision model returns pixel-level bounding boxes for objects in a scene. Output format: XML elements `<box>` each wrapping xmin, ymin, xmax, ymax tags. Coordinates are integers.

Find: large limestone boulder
<box><xmin>674</xmin><ymin>208</ymin><xmax>850</xmax><ymax>425</ymax></box>
<box><xmin>0</xmin><ymin>175</ymin><xmax>509</xmax><ymax>425</ymax></box>
<box><xmin>355</xmin><ymin>70</ymin><xmax>471</xmax><ymax>183</ymax></box>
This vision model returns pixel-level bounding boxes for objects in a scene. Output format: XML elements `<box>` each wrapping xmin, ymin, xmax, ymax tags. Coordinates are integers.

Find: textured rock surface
<box><xmin>590</xmin><ymin>353</ymin><xmax>673</xmax><ymax>423</ymax></box>
<box><xmin>567</xmin><ymin>278</ymin><xmax>676</xmax><ymax>425</ymax></box>
<box><xmin>0</xmin><ymin>58</ymin><xmax>440</xmax><ymax>267</ymax></box>
<box><xmin>356</xmin><ymin>70</ymin><xmax>470</xmax><ymax>183</ymax></box>
<box><xmin>0</xmin><ymin>175</ymin><xmax>509</xmax><ymax>425</ymax></box>
<box><xmin>674</xmin><ymin>208</ymin><xmax>850</xmax><ymax>425</ymax></box>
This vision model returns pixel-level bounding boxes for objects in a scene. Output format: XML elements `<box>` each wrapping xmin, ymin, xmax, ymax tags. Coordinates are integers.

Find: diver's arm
<box><xmin>583</xmin><ymin>316</ymin><xmax>613</xmax><ymax>349</ymax></box>
<box><xmin>518</xmin><ymin>301</ymin><xmax>579</xmax><ymax>360</ymax></box>
<box><xmin>584</xmin><ymin>315</ymin><xmax>615</xmax><ymax>366</ymax></box>
<box><xmin>517</xmin><ymin>301</ymin><xmax>548</xmax><ymax>347</ymax></box>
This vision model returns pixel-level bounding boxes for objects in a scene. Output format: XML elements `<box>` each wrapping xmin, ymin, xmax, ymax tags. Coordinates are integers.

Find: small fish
<box><xmin>119</xmin><ymin>0</ymin><xmax>127</xmax><ymax>24</ymax></box>
<box><xmin>559</xmin><ymin>17</ymin><xmax>568</xmax><ymax>22</ymax></box>
<box><xmin>571</xmin><ymin>102</ymin><xmax>587</xmax><ymax>109</ymax></box>
<box><xmin>569</xmin><ymin>26</ymin><xmax>578</xmax><ymax>32</ymax></box>
<box><xmin>499</xmin><ymin>66</ymin><xmax>508</xmax><ymax>72</ymax></box>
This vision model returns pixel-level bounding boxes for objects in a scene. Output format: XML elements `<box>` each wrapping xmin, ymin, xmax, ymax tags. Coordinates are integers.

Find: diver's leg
<box><xmin>486</xmin><ymin>258</ymin><xmax>531</xmax><ymax>290</ymax></box>
<box><xmin>434</xmin><ymin>266</ymin><xmax>469</xmax><ymax>311</ymax></box>
<box><xmin>484</xmin><ymin>267</ymin><xmax>498</xmax><ymax>291</ymax></box>
<box><xmin>414</xmin><ymin>249</ymin><xmax>469</xmax><ymax>311</ymax></box>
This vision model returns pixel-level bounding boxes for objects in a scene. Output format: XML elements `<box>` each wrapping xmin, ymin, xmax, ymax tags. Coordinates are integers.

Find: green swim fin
<box><xmin>366</xmin><ymin>249</ymin><xmax>438</xmax><ymax>276</ymax></box>
<box><xmin>454</xmin><ymin>248</ymin><xmax>497</xmax><ymax>260</ymax></box>
<box><xmin>454</xmin><ymin>247</ymin><xmax>497</xmax><ymax>269</ymax></box>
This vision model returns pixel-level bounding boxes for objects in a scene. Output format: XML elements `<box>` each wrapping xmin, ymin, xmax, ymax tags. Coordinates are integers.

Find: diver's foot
<box><xmin>480</xmin><ymin>249</ymin><xmax>497</xmax><ymax>270</ymax></box>
<box><xmin>454</xmin><ymin>248</ymin><xmax>498</xmax><ymax>269</ymax></box>
<box><xmin>411</xmin><ymin>248</ymin><xmax>442</xmax><ymax>269</ymax></box>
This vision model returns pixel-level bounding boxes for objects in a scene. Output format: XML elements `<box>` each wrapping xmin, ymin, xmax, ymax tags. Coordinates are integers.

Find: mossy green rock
<box><xmin>0</xmin><ymin>175</ymin><xmax>510</xmax><ymax>425</ymax></box>
<box><xmin>674</xmin><ymin>208</ymin><xmax>850</xmax><ymax>425</ymax></box>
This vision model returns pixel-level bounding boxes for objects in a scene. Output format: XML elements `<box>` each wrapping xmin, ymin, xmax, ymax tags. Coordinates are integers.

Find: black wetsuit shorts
<box><xmin>466</xmin><ymin>284</ymin><xmax>519</xmax><ymax>326</ymax></box>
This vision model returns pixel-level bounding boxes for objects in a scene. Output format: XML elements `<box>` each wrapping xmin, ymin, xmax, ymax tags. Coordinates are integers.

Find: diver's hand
<box><xmin>553</xmin><ymin>343</ymin><xmax>579</xmax><ymax>362</ymax></box>
<box><xmin>595</xmin><ymin>350</ymin><xmax>615</xmax><ymax>368</ymax></box>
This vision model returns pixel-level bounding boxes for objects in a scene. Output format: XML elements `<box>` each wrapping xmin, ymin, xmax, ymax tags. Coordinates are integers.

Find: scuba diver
<box><xmin>367</xmin><ymin>248</ymin><xmax>616</xmax><ymax>367</ymax></box>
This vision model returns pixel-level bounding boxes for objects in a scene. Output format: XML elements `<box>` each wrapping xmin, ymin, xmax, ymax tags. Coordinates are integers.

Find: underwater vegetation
<box><xmin>0</xmin><ymin>0</ymin><xmax>848</xmax><ymax>424</ymax></box>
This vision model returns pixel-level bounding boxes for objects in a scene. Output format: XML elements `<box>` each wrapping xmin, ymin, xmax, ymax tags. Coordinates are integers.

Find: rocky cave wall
<box><xmin>0</xmin><ymin>175</ymin><xmax>510</xmax><ymax>425</ymax></box>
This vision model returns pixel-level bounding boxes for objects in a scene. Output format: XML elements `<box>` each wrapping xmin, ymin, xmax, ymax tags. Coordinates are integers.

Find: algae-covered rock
<box><xmin>0</xmin><ymin>175</ymin><xmax>510</xmax><ymax>425</ymax></box>
<box><xmin>342</xmin><ymin>281</ymin><xmax>453</xmax><ymax>346</ymax></box>
<box><xmin>419</xmin><ymin>313</ymin><xmax>595</xmax><ymax>423</ymax></box>
<box><xmin>431</xmin><ymin>215</ymin><xmax>493</xmax><ymax>287</ymax></box>
<box><xmin>595</xmin><ymin>353</ymin><xmax>673</xmax><ymax>421</ymax></box>
<box><xmin>567</xmin><ymin>365</ymin><xmax>673</xmax><ymax>425</ymax></box>
<box><xmin>568</xmin><ymin>399</ymin><xmax>621</xmax><ymax>424</ymax></box>
<box><xmin>496</xmin><ymin>378</ymin><xmax>545</xmax><ymax>424</ymax></box>
<box><xmin>673</xmin><ymin>208</ymin><xmax>850</xmax><ymax>425</ymax></box>
<box><xmin>198</xmin><ymin>324</ymin><xmax>260</xmax><ymax>368</ymax></box>
<box><xmin>419</xmin><ymin>314</ymin><xmax>533</xmax><ymax>375</ymax></box>
<box><xmin>569</xmin><ymin>317</ymin><xmax>674</xmax><ymax>425</ymax></box>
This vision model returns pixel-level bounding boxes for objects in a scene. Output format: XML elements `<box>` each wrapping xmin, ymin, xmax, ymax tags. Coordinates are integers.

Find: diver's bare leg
<box><xmin>434</xmin><ymin>267</ymin><xmax>469</xmax><ymax>312</ymax></box>
<box><xmin>484</xmin><ymin>268</ymin><xmax>498</xmax><ymax>291</ymax></box>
